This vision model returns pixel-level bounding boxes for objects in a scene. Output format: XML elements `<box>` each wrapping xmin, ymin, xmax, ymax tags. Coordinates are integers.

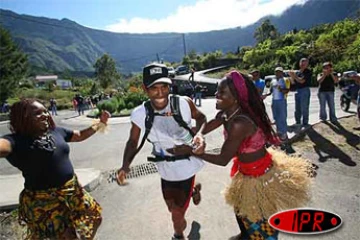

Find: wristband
<box><xmin>91</xmin><ymin>121</ymin><xmax>107</xmax><ymax>133</ymax></box>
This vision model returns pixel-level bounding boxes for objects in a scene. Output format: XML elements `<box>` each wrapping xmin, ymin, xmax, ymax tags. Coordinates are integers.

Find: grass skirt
<box><xmin>224</xmin><ymin>148</ymin><xmax>313</xmax><ymax>222</ymax></box>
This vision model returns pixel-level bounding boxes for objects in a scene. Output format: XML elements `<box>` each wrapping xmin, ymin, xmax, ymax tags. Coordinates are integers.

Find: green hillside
<box><xmin>0</xmin><ymin>0</ymin><xmax>358</xmax><ymax>74</ymax></box>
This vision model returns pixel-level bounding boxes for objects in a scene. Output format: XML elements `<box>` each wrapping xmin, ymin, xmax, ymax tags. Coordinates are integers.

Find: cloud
<box><xmin>105</xmin><ymin>0</ymin><xmax>308</xmax><ymax>33</ymax></box>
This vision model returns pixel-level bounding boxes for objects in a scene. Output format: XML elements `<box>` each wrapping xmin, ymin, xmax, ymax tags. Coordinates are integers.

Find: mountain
<box><xmin>0</xmin><ymin>0</ymin><xmax>359</xmax><ymax>74</ymax></box>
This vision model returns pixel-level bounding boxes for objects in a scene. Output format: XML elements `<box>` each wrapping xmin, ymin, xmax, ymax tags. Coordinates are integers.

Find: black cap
<box><xmin>143</xmin><ymin>63</ymin><xmax>172</xmax><ymax>88</ymax></box>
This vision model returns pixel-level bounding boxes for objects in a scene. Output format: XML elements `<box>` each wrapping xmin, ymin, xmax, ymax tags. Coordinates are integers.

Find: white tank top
<box><xmin>130</xmin><ymin>96</ymin><xmax>204</xmax><ymax>181</ymax></box>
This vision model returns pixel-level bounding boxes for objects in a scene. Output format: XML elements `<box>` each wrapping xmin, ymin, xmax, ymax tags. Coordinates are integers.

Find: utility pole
<box><xmin>156</xmin><ymin>53</ymin><xmax>160</xmax><ymax>63</ymax></box>
<box><xmin>182</xmin><ymin>33</ymin><xmax>187</xmax><ymax>57</ymax></box>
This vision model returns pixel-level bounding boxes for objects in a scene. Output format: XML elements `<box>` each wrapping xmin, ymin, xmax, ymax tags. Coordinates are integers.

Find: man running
<box><xmin>117</xmin><ymin>63</ymin><xmax>206</xmax><ymax>240</ymax></box>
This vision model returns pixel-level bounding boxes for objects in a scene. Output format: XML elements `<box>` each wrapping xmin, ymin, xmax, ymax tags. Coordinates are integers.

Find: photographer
<box><xmin>317</xmin><ymin>62</ymin><xmax>339</xmax><ymax>123</ymax></box>
<box><xmin>349</xmin><ymin>74</ymin><xmax>360</xmax><ymax>130</ymax></box>
<box><xmin>289</xmin><ymin>58</ymin><xmax>312</xmax><ymax>127</ymax></box>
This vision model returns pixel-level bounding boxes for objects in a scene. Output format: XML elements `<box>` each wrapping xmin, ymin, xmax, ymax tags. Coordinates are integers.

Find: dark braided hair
<box><xmin>225</xmin><ymin>73</ymin><xmax>280</xmax><ymax>144</ymax></box>
<box><xmin>9</xmin><ymin>98</ymin><xmax>56</xmax><ymax>136</ymax></box>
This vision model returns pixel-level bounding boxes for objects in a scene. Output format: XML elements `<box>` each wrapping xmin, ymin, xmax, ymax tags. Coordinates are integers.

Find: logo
<box><xmin>268</xmin><ymin>208</ymin><xmax>342</xmax><ymax>235</ymax></box>
<box><xmin>149</xmin><ymin>67</ymin><xmax>163</xmax><ymax>75</ymax></box>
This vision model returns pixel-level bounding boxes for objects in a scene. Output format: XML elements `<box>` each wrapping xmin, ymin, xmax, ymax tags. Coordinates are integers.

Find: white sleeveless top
<box><xmin>130</xmin><ymin>96</ymin><xmax>204</xmax><ymax>181</ymax></box>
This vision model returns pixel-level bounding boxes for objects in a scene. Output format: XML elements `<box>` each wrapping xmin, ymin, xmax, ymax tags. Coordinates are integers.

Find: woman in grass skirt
<box><xmin>172</xmin><ymin>71</ymin><xmax>314</xmax><ymax>239</ymax></box>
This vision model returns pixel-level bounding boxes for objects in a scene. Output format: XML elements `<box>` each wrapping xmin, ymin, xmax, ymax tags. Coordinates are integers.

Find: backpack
<box><xmin>136</xmin><ymin>95</ymin><xmax>195</xmax><ymax>155</ymax></box>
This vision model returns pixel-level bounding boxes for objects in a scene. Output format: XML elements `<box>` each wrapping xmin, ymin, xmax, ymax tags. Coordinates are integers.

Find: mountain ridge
<box><xmin>0</xmin><ymin>0</ymin><xmax>358</xmax><ymax>74</ymax></box>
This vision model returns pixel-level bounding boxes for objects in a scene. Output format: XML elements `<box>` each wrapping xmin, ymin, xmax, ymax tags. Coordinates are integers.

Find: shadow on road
<box><xmin>64</xmin><ymin>115</ymin><xmax>82</xmax><ymax>120</ymax></box>
<box><xmin>287</xmin><ymin>124</ymin><xmax>302</xmax><ymax>135</ymax></box>
<box><xmin>306</xmin><ymin>127</ymin><xmax>356</xmax><ymax>167</ymax></box>
<box><xmin>323</xmin><ymin>121</ymin><xmax>360</xmax><ymax>151</ymax></box>
<box><xmin>188</xmin><ymin>221</ymin><xmax>201</xmax><ymax>240</ymax></box>
<box><xmin>345</xmin><ymin>110</ymin><xmax>357</xmax><ymax>114</ymax></box>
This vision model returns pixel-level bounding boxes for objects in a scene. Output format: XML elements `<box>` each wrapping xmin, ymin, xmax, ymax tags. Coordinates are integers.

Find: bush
<box><xmin>126</xmin><ymin>102</ymin><xmax>135</xmax><ymax>110</ymax></box>
<box><xmin>117</xmin><ymin>98</ymin><xmax>126</xmax><ymax>113</ymax></box>
<box><xmin>97</xmin><ymin>99</ymin><xmax>118</xmax><ymax>114</ymax></box>
<box><xmin>123</xmin><ymin>92</ymin><xmax>147</xmax><ymax>107</ymax></box>
<box><xmin>0</xmin><ymin>113</ymin><xmax>9</xmax><ymax>121</ymax></box>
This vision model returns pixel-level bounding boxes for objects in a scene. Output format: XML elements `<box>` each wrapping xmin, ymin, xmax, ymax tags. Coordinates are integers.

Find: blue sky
<box><xmin>0</xmin><ymin>0</ymin><xmax>307</xmax><ymax>33</ymax></box>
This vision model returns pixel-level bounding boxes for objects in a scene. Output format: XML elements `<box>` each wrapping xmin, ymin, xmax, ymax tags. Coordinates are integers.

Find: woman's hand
<box><xmin>192</xmin><ymin>142</ymin><xmax>205</xmax><ymax>155</ymax></box>
<box><xmin>100</xmin><ymin>110</ymin><xmax>111</xmax><ymax>124</ymax></box>
<box><xmin>192</xmin><ymin>134</ymin><xmax>205</xmax><ymax>147</ymax></box>
<box><xmin>191</xmin><ymin>134</ymin><xmax>206</xmax><ymax>155</ymax></box>
<box><xmin>167</xmin><ymin>144</ymin><xmax>193</xmax><ymax>156</ymax></box>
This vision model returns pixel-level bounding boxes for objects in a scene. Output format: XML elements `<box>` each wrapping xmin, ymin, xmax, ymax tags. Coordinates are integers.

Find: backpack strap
<box><xmin>136</xmin><ymin>96</ymin><xmax>195</xmax><ymax>155</ymax></box>
<box><xmin>170</xmin><ymin>95</ymin><xmax>195</xmax><ymax>137</ymax></box>
<box><xmin>135</xmin><ymin>101</ymin><xmax>154</xmax><ymax>153</ymax></box>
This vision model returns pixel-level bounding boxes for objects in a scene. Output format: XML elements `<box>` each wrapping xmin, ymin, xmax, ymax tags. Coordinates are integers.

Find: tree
<box><xmin>94</xmin><ymin>54</ymin><xmax>120</xmax><ymax>89</ymax></box>
<box><xmin>0</xmin><ymin>26</ymin><xmax>28</xmax><ymax>102</ymax></box>
<box><xmin>254</xmin><ymin>19</ymin><xmax>279</xmax><ymax>44</ymax></box>
<box><xmin>188</xmin><ymin>50</ymin><xmax>197</xmax><ymax>60</ymax></box>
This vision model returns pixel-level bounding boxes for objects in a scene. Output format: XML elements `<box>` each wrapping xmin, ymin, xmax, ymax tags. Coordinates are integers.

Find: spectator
<box><xmin>317</xmin><ymin>62</ymin><xmax>338</xmax><ymax>123</ymax></box>
<box><xmin>194</xmin><ymin>83</ymin><xmax>202</xmax><ymax>107</ymax></box>
<box><xmin>75</xmin><ymin>94</ymin><xmax>85</xmax><ymax>116</ymax></box>
<box><xmin>350</xmin><ymin>74</ymin><xmax>360</xmax><ymax>130</ymax></box>
<box><xmin>87</xmin><ymin>97</ymin><xmax>94</xmax><ymax>109</ymax></box>
<box><xmin>270</xmin><ymin>67</ymin><xmax>290</xmax><ymax>141</ymax></box>
<box><xmin>49</xmin><ymin>98</ymin><xmax>58</xmax><ymax>116</ymax></box>
<box><xmin>1</xmin><ymin>101</ymin><xmax>9</xmax><ymax>113</ymax></box>
<box><xmin>72</xmin><ymin>98</ymin><xmax>77</xmax><ymax>112</ymax></box>
<box><xmin>250</xmin><ymin>70</ymin><xmax>265</xmax><ymax>96</ymax></box>
<box><xmin>289</xmin><ymin>58</ymin><xmax>312</xmax><ymax>128</ymax></box>
<box><xmin>189</xmin><ymin>67</ymin><xmax>195</xmax><ymax>81</ymax></box>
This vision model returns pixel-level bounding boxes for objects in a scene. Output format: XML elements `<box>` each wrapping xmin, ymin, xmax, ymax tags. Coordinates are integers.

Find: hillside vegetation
<box><xmin>0</xmin><ymin>0</ymin><xmax>358</xmax><ymax>74</ymax></box>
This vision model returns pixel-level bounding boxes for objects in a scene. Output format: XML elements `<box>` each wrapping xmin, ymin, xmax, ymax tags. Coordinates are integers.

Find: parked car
<box><xmin>167</xmin><ymin>67</ymin><xmax>175</xmax><ymax>78</ymax></box>
<box><xmin>175</xmin><ymin>65</ymin><xmax>189</xmax><ymax>75</ymax></box>
<box><xmin>341</xmin><ymin>70</ymin><xmax>358</xmax><ymax>80</ymax></box>
<box><xmin>264</xmin><ymin>75</ymin><xmax>275</xmax><ymax>88</ymax></box>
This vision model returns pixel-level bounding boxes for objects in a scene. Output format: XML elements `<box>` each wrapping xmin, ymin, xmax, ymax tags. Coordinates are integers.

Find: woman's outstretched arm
<box><xmin>200</xmin><ymin>111</ymin><xmax>223</xmax><ymax>135</ymax></box>
<box><xmin>194</xmin><ymin>119</ymin><xmax>248</xmax><ymax>166</ymax></box>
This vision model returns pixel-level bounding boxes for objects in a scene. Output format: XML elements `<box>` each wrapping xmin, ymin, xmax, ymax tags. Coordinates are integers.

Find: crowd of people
<box><xmin>0</xmin><ymin>59</ymin><xmax>358</xmax><ymax>239</ymax></box>
<box><xmin>248</xmin><ymin>58</ymin><xmax>359</xmax><ymax>146</ymax></box>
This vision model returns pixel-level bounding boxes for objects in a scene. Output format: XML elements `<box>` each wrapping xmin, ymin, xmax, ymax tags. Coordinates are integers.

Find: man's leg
<box><xmin>161</xmin><ymin>176</ymin><xmax>196</xmax><ymax>239</ymax></box>
<box><xmin>278</xmin><ymin>99</ymin><xmax>288</xmax><ymax>140</ymax></box>
<box><xmin>302</xmin><ymin>88</ymin><xmax>311</xmax><ymax>125</ymax></box>
<box><xmin>318</xmin><ymin>92</ymin><xmax>327</xmax><ymax>121</ymax></box>
<box><xmin>271</xmin><ymin>101</ymin><xmax>277</xmax><ymax>124</ymax></box>
<box><xmin>294</xmin><ymin>91</ymin><xmax>301</xmax><ymax>124</ymax></box>
<box><xmin>273</xmin><ymin>100</ymin><xmax>285</xmax><ymax>138</ymax></box>
<box><xmin>194</xmin><ymin>94</ymin><xmax>198</xmax><ymax>106</ymax></box>
<box><xmin>327</xmin><ymin>92</ymin><xmax>337</xmax><ymax>122</ymax></box>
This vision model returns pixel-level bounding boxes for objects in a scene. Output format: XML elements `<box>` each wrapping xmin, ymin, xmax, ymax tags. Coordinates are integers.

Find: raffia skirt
<box><xmin>224</xmin><ymin>148</ymin><xmax>313</xmax><ymax>223</ymax></box>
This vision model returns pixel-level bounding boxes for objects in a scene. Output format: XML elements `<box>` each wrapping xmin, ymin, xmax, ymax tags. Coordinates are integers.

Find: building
<box><xmin>35</xmin><ymin>75</ymin><xmax>72</xmax><ymax>89</ymax></box>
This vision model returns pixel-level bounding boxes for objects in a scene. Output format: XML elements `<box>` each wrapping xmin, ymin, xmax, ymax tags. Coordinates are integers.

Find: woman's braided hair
<box><xmin>9</xmin><ymin>98</ymin><xmax>56</xmax><ymax>136</ymax></box>
<box><xmin>225</xmin><ymin>73</ymin><xmax>279</xmax><ymax>144</ymax></box>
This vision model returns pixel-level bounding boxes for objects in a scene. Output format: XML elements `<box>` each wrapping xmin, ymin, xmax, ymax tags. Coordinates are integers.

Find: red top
<box><xmin>224</xmin><ymin>115</ymin><xmax>271</xmax><ymax>177</ymax></box>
